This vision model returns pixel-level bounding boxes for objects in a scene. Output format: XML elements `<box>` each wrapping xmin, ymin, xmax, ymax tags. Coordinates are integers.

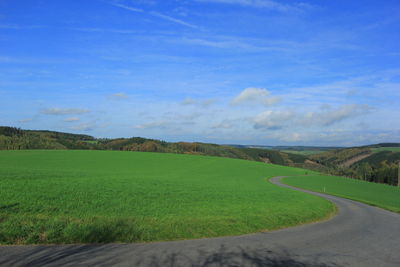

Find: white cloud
<box><xmin>18</xmin><ymin>118</ymin><xmax>33</xmax><ymax>123</ymax></box>
<box><xmin>109</xmin><ymin>3</ymin><xmax>144</xmax><ymax>13</ymax></box>
<box><xmin>181</xmin><ymin>97</ymin><xmax>216</xmax><ymax>107</ymax></box>
<box><xmin>0</xmin><ymin>24</ymin><xmax>46</xmax><ymax>30</ymax></box>
<box><xmin>270</xmin><ymin>132</ymin><xmax>302</xmax><ymax>142</ymax></box>
<box><xmin>195</xmin><ymin>0</ymin><xmax>310</xmax><ymax>12</ymax></box>
<box><xmin>65</xmin><ymin>27</ymin><xmax>140</xmax><ymax>34</ymax></box>
<box><xmin>211</xmin><ymin>120</ymin><xmax>234</xmax><ymax>129</ymax></box>
<box><xmin>267</xmin><ymin>131</ymin><xmax>333</xmax><ymax>144</ymax></box>
<box><xmin>110</xmin><ymin>2</ymin><xmax>199</xmax><ymax>29</ymax></box>
<box><xmin>134</xmin><ymin>121</ymin><xmax>168</xmax><ymax>129</ymax></box>
<box><xmin>181</xmin><ymin>38</ymin><xmax>256</xmax><ymax>50</ymax></box>
<box><xmin>201</xmin><ymin>99</ymin><xmax>216</xmax><ymax>107</ymax></box>
<box><xmin>178</xmin><ymin>37</ymin><xmax>290</xmax><ymax>52</ymax></box>
<box><xmin>41</xmin><ymin>108</ymin><xmax>90</xmax><ymax>115</ymax></box>
<box><xmin>253</xmin><ymin>104</ymin><xmax>371</xmax><ymax>131</ymax></box>
<box><xmin>108</xmin><ymin>92</ymin><xmax>129</xmax><ymax>100</ymax></box>
<box><xmin>254</xmin><ymin>110</ymin><xmax>293</xmax><ymax>130</ymax></box>
<box><xmin>70</xmin><ymin>123</ymin><xmax>95</xmax><ymax>131</ymax></box>
<box><xmin>301</xmin><ymin>104</ymin><xmax>371</xmax><ymax>126</ymax></box>
<box><xmin>267</xmin><ymin>129</ymin><xmax>400</xmax><ymax>146</ymax></box>
<box><xmin>64</xmin><ymin>117</ymin><xmax>80</xmax><ymax>122</ymax></box>
<box><xmin>182</xmin><ymin>97</ymin><xmax>195</xmax><ymax>105</ymax></box>
<box><xmin>232</xmin><ymin>87</ymin><xmax>280</xmax><ymax>106</ymax></box>
<box><xmin>149</xmin><ymin>11</ymin><xmax>200</xmax><ymax>29</ymax></box>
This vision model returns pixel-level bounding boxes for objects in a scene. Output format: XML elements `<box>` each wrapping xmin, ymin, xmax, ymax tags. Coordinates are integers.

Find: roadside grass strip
<box><xmin>282</xmin><ymin>175</ymin><xmax>400</xmax><ymax>213</ymax></box>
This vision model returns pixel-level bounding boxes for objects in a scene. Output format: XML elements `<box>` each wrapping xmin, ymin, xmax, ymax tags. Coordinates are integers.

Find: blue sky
<box><xmin>1</xmin><ymin>0</ymin><xmax>399</xmax><ymax>146</ymax></box>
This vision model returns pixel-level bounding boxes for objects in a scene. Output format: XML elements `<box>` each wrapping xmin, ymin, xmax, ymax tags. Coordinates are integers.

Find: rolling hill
<box><xmin>1</xmin><ymin>126</ymin><xmax>399</xmax><ymax>185</ymax></box>
<box><xmin>0</xmin><ymin>126</ymin><xmax>308</xmax><ymax>167</ymax></box>
<box><xmin>0</xmin><ymin>150</ymin><xmax>333</xmax><ymax>244</ymax></box>
<box><xmin>309</xmin><ymin>144</ymin><xmax>400</xmax><ymax>185</ymax></box>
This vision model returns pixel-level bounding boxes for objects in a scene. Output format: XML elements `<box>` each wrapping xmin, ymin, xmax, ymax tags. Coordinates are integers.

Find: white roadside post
<box><xmin>398</xmin><ymin>161</ymin><xmax>400</xmax><ymax>187</ymax></box>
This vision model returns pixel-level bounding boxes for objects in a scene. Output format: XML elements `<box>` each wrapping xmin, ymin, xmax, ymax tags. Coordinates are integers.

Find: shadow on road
<box><xmin>0</xmin><ymin>244</ymin><xmax>340</xmax><ymax>266</ymax></box>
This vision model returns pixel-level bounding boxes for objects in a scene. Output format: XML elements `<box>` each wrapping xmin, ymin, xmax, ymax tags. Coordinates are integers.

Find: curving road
<box><xmin>1</xmin><ymin>176</ymin><xmax>399</xmax><ymax>267</ymax></box>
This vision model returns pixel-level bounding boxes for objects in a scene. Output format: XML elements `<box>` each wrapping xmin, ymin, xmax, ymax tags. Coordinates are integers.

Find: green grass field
<box><xmin>0</xmin><ymin>150</ymin><xmax>334</xmax><ymax>244</ymax></box>
<box><xmin>282</xmin><ymin>175</ymin><xmax>400</xmax><ymax>213</ymax></box>
<box><xmin>371</xmin><ymin>147</ymin><xmax>400</xmax><ymax>153</ymax></box>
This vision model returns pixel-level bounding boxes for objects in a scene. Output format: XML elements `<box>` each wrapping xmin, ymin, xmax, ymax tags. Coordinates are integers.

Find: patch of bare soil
<box><xmin>305</xmin><ymin>159</ymin><xmax>320</xmax><ymax>165</ymax></box>
<box><xmin>339</xmin><ymin>153</ymin><xmax>372</xmax><ymax>167</ymax></box>
<box><xmin>260</xmin><ymin>157</ymin><xmax>271</xmax><ymax>163</ymax></box>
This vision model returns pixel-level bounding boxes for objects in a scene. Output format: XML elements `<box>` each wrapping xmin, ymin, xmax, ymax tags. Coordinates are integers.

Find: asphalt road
<box><xmin>1</xmin><ymin>176</ymin><xmax>399</xmax><ymax>267</ymax></box>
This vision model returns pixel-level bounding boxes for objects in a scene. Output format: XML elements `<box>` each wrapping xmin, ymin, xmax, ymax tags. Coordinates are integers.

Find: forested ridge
<box><xmin>1</xmin><ymin>126</ymin><xmax>399</xmax><ymax>185</ymax></box>
<box><xmin>311</xmin><ymin>146</ymin><xmax>400</xmax><ymax>185</ymax></box>
<box><xmin>0</xmin><ymin>126</ymin><xmax>308</xmax><ymax>166</ymax></box>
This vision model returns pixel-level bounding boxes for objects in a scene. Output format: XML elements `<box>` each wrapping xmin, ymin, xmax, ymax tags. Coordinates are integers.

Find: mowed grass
<box><xmin>0</xmin><ymin>150</ymin><xmax>334</xmax><ymax>244</ymax></box>
<box><xmin>282</xmin><ymin>175</ymin><xmax>400</xmax><ymax>213</ymax></box>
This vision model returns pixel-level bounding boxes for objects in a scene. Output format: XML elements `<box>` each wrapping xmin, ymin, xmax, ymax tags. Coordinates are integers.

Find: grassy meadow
<box><xmin>283</xmin><ymin>175</ymin><xmax>400</xmax><ymax>213</ymax></box>
<box><xmin>0</xmin><ymin>150</ymin><xmax>334</xmax><ymax>244</ymax></box>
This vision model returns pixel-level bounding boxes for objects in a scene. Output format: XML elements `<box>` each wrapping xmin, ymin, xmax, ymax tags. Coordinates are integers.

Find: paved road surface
<box><xmin>1</xmin><ymin>176</ymin><xmax>399</xmax><ymax>267</ymax></box>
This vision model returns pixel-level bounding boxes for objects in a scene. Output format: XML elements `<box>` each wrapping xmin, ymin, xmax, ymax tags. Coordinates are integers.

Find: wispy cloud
<box><xmin>253</xmin><ymin>104</ymin><xmax>371</xmax><ymax>131</ymax></box>
<box><xmin>181</xmin><ymin>97</ymin><xmax>216</xmax><ymax>107</ymax></box>
<box><xmin>149</xmin><ymin>11</ymin><xmax>200</xmax><ymax>29</ymax></box>
<box><xmin>0</xmin><ymin>23</ymin><xmax>143</xmax><ymax>34</ymax></box>
<box><xmin>41</xmin><ymin>108</ymin><xmax>90</xmax><ymax>115</ymax></box>
<box><xmin>254</xmin><ymin>110</ymin><xmax>293</xmax><ymax>130</ymax></box>
<box><xmin>109</xmin><ymin>2</ymin><xmax>144</xmax><ymax>13</ymax></box>
<box><xmin>18</xmin><ymin>118</ymin><xmax>33</xmax><ymax>123</ymax></box>
<box><xmin>179</xmin><ymin>37</ymin><xmax>289</xmax><ymax>52</ymax></box>
<box><xmin>301</xmin><ymin>104</ymin><xmax>372</xmax><ymax>126</ymax></box>
<box><xmin>109</xmin><ymin>2</ymin><xmax>200</xmax><ymax>29</ymax></box>
<box><xmin>134</xmin><ymin>121</ymin><xmax>168</xmax><ymax>129</ymax></box>
<box><xmin>267</xmin><ymin>129</ymin><xmax>400</xmax><ymax>146</ymax></box>
<box><xmin>64</xmin><ymin>117</ymin><xmax>80</xmax><ymax>122</ymax></box>
<box><xmin>182</xmin><ymin>97</ymin><xmax>196</xmax><ymax>105</ymax></box>
<box><xmin>232</xmin><ymin>88</ymin><xmax>280</xmax><ymax>106</ymax></box>
<box><xmin>195</xmin><ymin>0</ymin><xmax>311</xmax><ymax>12</ymax></box>
<box><xmin>69</xmin><ymin>123</ymin><xmax>95</xmax><ymax>131</ymax></box>
<box><xmin>211</xmin><ymin>120</ymin><xmax>234</xmax><ymax>129</ymax></box>
<box><xmin>64</xmin><ymin>27</ymin><xmax>141</xmax><ymax>34</ymax></box>
<box><xmin>108</xmin><ymin>92</ymin><xmax>129</xmax><ymax>100</ymax></box>
<box><xmin>0</xmin><ymin>24</ymin><xmax>45</xmax><ymax>30</ymax></box>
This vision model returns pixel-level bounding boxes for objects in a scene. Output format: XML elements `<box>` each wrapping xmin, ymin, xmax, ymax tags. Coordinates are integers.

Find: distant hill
<box><xmin>0</xmin><ymin>126</ymin><xmax>307</xmax><ymax>167</ymax></box>
<box><xmin>1</xmin><ymin>126</ymin><xmax>398</xmax><ymax>186</ymax></box>
<box><xmin>226</xmin><ymin>144</ymin><xmax>343</xmax><ymax>156</ymax></box>
<box><xmin>227</xmin><ymin>144</ymin><xmax>343</xmax><ymax>151</ymax></box>
<box><xmin>310</xmin><ymin>144</ymin><xmax>400</xmax><ymax>185</ymax></box>
<box><xmin>365</xmin><ymin>143</ymin><xmax>400</xmax><ymax>148</ymax></box>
